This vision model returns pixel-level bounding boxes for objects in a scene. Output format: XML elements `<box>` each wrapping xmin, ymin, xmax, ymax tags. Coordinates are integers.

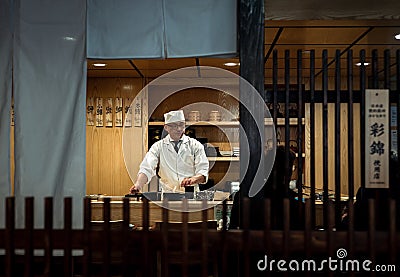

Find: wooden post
<box><xmin>238</xmin><ymin>0</ymin><xmax>265</xmax><ymax>199</ymax></box>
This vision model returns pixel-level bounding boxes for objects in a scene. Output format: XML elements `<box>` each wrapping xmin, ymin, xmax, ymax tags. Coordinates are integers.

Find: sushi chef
<box><xmin>129</xmin><ymin>110</ymin><xmax>209</xmax><ymax>194</ymax></box>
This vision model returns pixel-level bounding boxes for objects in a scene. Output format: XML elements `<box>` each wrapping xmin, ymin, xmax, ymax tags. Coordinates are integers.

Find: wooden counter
<box><xmin>90</xmin><ymin>199</ymin><xmax>217</xmax><ymax>227</ymax></box>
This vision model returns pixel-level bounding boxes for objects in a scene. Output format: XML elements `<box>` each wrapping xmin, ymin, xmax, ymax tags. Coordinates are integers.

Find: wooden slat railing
<box><xmin>0</xmin><ymin>196</ymin><xmax>399</xmax><ymax>277</ymax></box>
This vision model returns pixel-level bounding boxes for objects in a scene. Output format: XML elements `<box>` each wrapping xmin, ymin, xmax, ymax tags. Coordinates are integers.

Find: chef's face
<box><xmin>164</xmin><ymin>121</ymin><xmax>185</xmax><ymax>141</ymax></box>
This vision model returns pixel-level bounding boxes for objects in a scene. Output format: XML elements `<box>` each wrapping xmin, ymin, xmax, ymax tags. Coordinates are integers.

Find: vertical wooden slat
<box><xmin>348</xmin><ymin>50</ymin><xmax>355</xmax><ymax>201</ymax></box>
<box><xmin>201</xmin><ymin>199</ymin><xmax>208</xmax><ymax>277</ymax></box>
<box><xmin>368</xmin><ymin>199</ymin><xmax>376</xmax><ymax>274</ymax></box>
<box><xmin>284</xmin><ymin>50</ymin><xmax>291</xmax><ymax>196</ymax></box>
<box><xmin>397</xmin><ymin>50</ymin><xmax>400</xmax><ymax>174</ymax></box>
<box><xmin>182</xmin><ymin>199</ymin><xmax>189</xmax><ymax>277</ymax></box>
<box><xmin>322</xmin><ymin>49</ymin><xmax>329</xmax><ymax>229</ymax></box>
<box><xmin>222</xmin><ymin>198</ymin><xmax>228</xmax><ymax>232</ymax></box>
<box><xmin>327</xmin><ymin>202</ymin><xmax>334</xmax><ymax>277</ymax></box>
<box><xmin>102</xmin><ymin>197</ymin><xmax>111</xmax><ymax>277</ymax></box>
<box><xmin>384</xmin><ymin>49</ymin><xmax>391</xmax><ymax>89</ymax></box>
<box><xmin>83</xmin><ymin>197</ymin><xmax>91</xmax><ymax>277</ymax></box>
<box><xmin>389</xmin><ymin>199</ymin><xmax>396</xmax><ymax>269</ymax></box>
<box><xmin>63</xmin><ymin>198</ymin><xmax>72</xmax><ymax>277</ymax></box>
<box><xmin>310</xmin><ymin>50</ymin><xmax>316</xmax><ymax>228</ymax></box>
<box><xmin>372</xmin><ymin>49</ymin><xmax>379</xmax><ymax>89</ymax></box>
<box><xmin>24</xmin><ymin>197</ymin><xmax>34</xmax><ymax>277</ymax></box>
<box><xmin>263</xmin><ymin>198</ymin><xmax>271</xmax><ymax>253</ymax></box>
<box><xmin>304</xmin><ymin>199</ymin><xmax>312</xmax><ymax>277</ymax></box>
<box><xmin>161</xmin><ymin>198</ymin><xmax>169</xmax><ymax>277</ymax></box>
<box><xmin>273</xmin><ymin>50</ymin><xmax>278</xmax><ymax>123</ymax></box>
<box><xmin>347</xmin><ymin>199</ymin><xmax>354</xmax><ymax>270</ymax></box>
<box><xmin>122</xmin><ymin>197</ymin><xmax>130</xmax><ymax>277</ymax></box>
<box><xmin>359</xmin><ymin>50</ymin><xmax>366</xmax><ymax>192</ymax></box>
<box><xmin>242</xmin><ymin>198</ymin><xmax>250</xmax><ymax>277</ymax></box>
<box><xmin>334</xmin><ymin>50</ymin><xmax>342</xmax><ymax>227</ymax></box>
<box><xmin>44</xmin><ymin>197</ymin><xmax>53</xmax><ymax>277</ymax></box>
<box><xmin>272</xmin><ymin>50</ymin><xmax>278</xmax><ymax>211</ymax></box>
<box><xmin>142</xmin><ymin>197</ymin><xmax>150</xmax><ymax>276</ymax></box>
<box><xmin>304</xmin><ymin>199</ymin><xmax>311</xmax><ymax>257</ymax></box>
<box><xmin>297</xmin><ymin>49</ymin><xmax>304</xmax><ymax>205</ymax></box>
<box><xmin>283</xmin><ymin>198</ymin><xmax>290</xmax><ymax>258</ymax></box>
<box><xmin>221</xmin><ymin>199</ymin><xmax>228</xmax><ymax>276</ymax></box>
<box><xmin>5</xmin><ymin>197</ymin><xmax>15</xmax><ymax>277</ymax></box>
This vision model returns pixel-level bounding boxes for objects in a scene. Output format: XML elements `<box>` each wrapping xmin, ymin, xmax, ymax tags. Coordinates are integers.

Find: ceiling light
<box><xmin>224</xmin><ymin>62</ymin><xmax>239</xmax><ymax>67</ymax></box>
<box><xmin>355</xmin><ymin>62</ymin><xmax>370</xmax><ymax>66</ymax></box>
<box><xmin>93</xmin><ymin>63</ymin><xmax>107</xmax><ymax>67</ymax></box>
<box><xmin>63</xmin><ymin>36</ymin><xmax>76</xmax><ymax>41</ymax></box>
<box><xmin>395</xmin><ymin>34</ymin><xmax>400</xmax><ymax>40</ymax></box>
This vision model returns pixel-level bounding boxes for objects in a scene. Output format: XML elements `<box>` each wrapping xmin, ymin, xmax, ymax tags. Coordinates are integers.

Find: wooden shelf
<box><xmin>207</xmin><ymin>156</ymin><xmax>240</xmax><ymax>162</ymax></box>
<box><xmin>149</xmin><ymin>118</ymin><xmax>305</xmax><ymax>127</ymax></box>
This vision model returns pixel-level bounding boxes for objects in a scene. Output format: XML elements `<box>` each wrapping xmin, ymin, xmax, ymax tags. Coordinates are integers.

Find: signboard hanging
<box><xmin>96</xmin><ymin>98</ymin><xmax>103</xmax><ymax>127</ymax></box>
<box><xmin>115</xmin><ymin>97</ymin><xmax>123</xmax><ymax>127</ymax></box>
<box><xmin>86</xmin><ymin>97</ymin><xmax>95</xmax><ymax>126</ymax></box>
<box><xmin>105</xmin><ymin>97</ymin><xmax>113</xmax><ymax>127</ymax></box>
<box><xmin>365</xmin><ymin>89</ymin><xmax>389</xmax><ymax>188</ymax></box>
<box><xmin>124</xmin><ymin>98</ymin><xmax>132</xmax><ymax>127</ymax></box>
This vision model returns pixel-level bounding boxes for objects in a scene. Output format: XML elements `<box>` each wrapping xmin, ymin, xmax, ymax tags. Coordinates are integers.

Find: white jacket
<box><xmin>138</xmin><ymin>134</ymin><xmax>209</xmax><ymax>192</ymax></box>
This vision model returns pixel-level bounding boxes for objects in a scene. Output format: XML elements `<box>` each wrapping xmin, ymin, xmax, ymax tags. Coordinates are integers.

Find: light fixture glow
<box><xmin>63</xmin><ymin>36</ymin><xmax>76</xmax><ymax>41</ymax></box>
<box><xmin>224</xmin><ymin>62</ymin><xmax>239</xmax><ymax>67</ymax></box>
<box><xmin>355</xmin><ymin>62</ymin><xmax>370</xmax><ymax>66</ymax></box>
<box><xmin>395</xmin><ymin>34</ymin><xmax>400</xmax><ymax>40</ymax></box>
<box><xmin>93</xmin><ymin>63</ymin><xmax>107</xmax><ymax>67</ymax></box>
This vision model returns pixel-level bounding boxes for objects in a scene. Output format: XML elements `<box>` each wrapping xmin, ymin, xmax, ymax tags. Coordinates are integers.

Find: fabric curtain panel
<box><xmin>87</xmin><ymin>0</ymin><xmax>237</xmax><ymax>59</ymax></box>
<box><xmin>87</xmin><ymin>0</ymin><xmax>165</xmax><ymax>59</ymax></box>
<box><xmin>0</xmin><ymin>0</ymin><xmax>13</xmax><ymax>229</ymax></box>
<box><xmin>13</xmin><ymin>0</ymin><xmax>86</xmax><ymax>228</ymax></box>
<box><xmin>164</xmin><ymin>0</ymin><xmax>237</xmax><ymax>58</ymax></box>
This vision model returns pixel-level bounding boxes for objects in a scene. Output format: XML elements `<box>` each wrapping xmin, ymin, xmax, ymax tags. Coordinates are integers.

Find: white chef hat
<box><xmin>164</xmin><ymin>110</ymin><xmax>185</xmax><ymax>124</ymax></box>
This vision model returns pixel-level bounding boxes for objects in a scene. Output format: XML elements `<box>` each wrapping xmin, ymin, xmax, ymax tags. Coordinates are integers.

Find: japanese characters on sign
<box><xmin>365</xmin><ymin>89</ymin><xmax>389</xmax><ymax>188</ymax></box>
<box><xmin>86</xmin><ymin>97</ymin><xmax>95</xmax><ymax>126</ymax></box>
<box><xmin>105</xmin><ymin>97</ymin><xmax>113</xmax><ymax>127</ymax></box>
<box><xmin>95</xmin><ymin>97</ymin><xmax>103</xmax><ymax>127</ymax></box>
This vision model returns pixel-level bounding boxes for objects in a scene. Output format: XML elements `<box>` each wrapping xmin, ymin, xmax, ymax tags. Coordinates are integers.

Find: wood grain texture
<box><xmin>86</xmin><ymin>78</ymin><xmax>144</xmax><ymax>196</ymax></box>
<box><xmin>90</xmin><ymin>200</ymin><xmax>215</xmax><ymax>227</ymax></box>
<box><xmin>304</xmin><ymin>103</ymin><xmax>361</xmax><ymax>197</ymax></box>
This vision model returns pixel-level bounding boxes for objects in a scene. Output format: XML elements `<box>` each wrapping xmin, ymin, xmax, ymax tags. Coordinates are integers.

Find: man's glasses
<box><xmin>166</xmin><ymin>123</ymin><xmax>185</xmax><ymax>129</ymax></box>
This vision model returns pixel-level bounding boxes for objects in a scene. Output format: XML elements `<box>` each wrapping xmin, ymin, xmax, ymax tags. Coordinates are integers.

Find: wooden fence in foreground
<box><xmin>0</xmin><ymin>196</ymin><xmax>399</xmax><ymax>277</ymax></box>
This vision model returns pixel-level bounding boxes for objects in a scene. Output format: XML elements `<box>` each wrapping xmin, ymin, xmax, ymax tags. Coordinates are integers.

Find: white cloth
<box><xmin>139</xmin><ymin>134</ymin><xmax>209</xmax><ymax>192</ymax></box>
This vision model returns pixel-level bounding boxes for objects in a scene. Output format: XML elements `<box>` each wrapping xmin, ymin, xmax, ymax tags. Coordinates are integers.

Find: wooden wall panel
<box><xmin>305</xmin><ymin>103</ymin><xmax>361</xmax><ymax>198</ymax></box>
<box><xmin>86</xmin><ymin>78</ymin><xmax>144</xmax><ymax>196</ymax></box>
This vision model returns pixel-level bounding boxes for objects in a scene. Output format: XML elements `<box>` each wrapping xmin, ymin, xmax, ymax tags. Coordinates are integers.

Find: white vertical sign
<box><xmin>96</xmin><ymin>97</ymin><xmax>103</xmax><ymax>127</ymax></box>
<box><xmin>86</xmin><ymin>97</ymin><xmax>94</xmax><ymax>126</ymax></box>
<box><xmin>105</xmin><ymin>97</ymin><xmax>113</xmax><ymax>127</ymax></box>
<box><xmin>134</xmin><ymin>97</ymin><xmax>142</xmax><ymax>127</ymax></box>
<box><xmin>124</xmin><ymin>97</ymin><xmax>132</xmax><ymax>127</ymax></box>
<box><xmin>115</xmin><ymin>97</ymin><xmax>123</xmax><ymax>127</ymax></box>
<box><xmin>365</xmin><ymin>89</ymin><xmax>389</xmax><ymax>188</ymax></box>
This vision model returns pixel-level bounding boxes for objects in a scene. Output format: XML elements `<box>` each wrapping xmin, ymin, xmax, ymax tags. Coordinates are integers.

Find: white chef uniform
<box><xmin>138</xmin><ymin>134</ymin><xmax>209</xmax><ymax>193</ymax></box>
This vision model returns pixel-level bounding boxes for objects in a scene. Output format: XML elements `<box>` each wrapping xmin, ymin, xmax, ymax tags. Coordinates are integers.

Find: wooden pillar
<box><xmin>238</xmin><ymin>0</ymin><xmax>265</xmax><ymax>198</ymax></box>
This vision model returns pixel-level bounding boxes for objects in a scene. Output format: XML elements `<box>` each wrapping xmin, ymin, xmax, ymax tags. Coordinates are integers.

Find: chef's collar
<box><xmin>167</xmin><ymin>134</ymin><xmax>188</xmax><ymax>144</ymax></box>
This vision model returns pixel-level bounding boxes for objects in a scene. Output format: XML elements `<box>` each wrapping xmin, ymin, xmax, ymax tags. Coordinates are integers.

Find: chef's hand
<box><xmin>180</xmin><ymin>177</ymin><xmax>196</xmax><ymax>187</ymax></box>
<box><xmin>180</xmin><ymin>174</ymin><xmax>206</xmax><ymax>187</ymax></box>
<box><xmin>129</xmin><ymin>184</ymin><xmax>141</xmax><ymax>194</ymax></box>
